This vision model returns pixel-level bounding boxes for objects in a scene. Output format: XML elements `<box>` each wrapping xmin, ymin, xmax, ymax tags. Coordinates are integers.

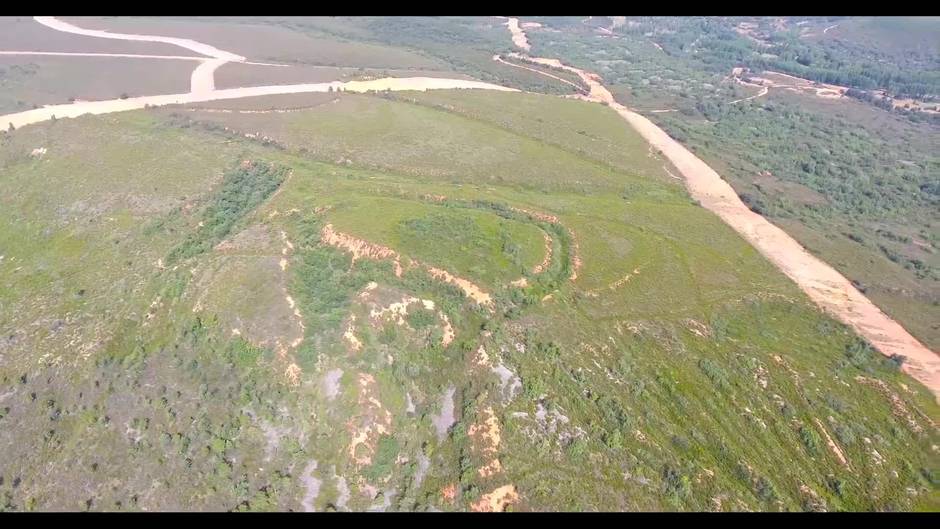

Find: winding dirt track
<box><xmin>33</xmin><ymin>16</ymin><xmax>245</xmax><ymax>61</ymax></box>
<box><xmin>1</xmin><ymin>17</ymin><xmax>517</xmax><ymax>130</ymax></box>
<box><xmin>493</xmin><ymin>53</ymin><xmax>586</xmax><ymax>93</ymax></box>
<box><xmin>729</xmin><ymin>84</ymin><xmax>769</xmax><ymax>104</ymax></box>
<box><xmin>498</xmin><ymin>17</ymin><xmax>940</xmax><ymax>398</ymax></box>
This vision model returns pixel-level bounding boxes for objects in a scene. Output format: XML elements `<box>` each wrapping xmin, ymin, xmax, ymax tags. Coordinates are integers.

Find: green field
<box><xmin>1</xmin><ymin>85</ymin><xmax>936</xmax><ymax>512</ymax></box>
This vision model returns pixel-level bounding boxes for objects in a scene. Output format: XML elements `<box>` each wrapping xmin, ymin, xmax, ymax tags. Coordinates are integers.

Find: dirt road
<box><xmin>1</xmin><ymin>17</ymin><xmax>517</xmax><ymax>130</ymax></box>
<box><xmin>33</xmin><ymin>16</ymin><xmax>245</xmax><ymax>61</ymax></box>
<box><xmin>493</xmin><ymin>54</ymin><xmax>586</xmax><ymax>93</ymax></box>
<box><xmin>0</xmin><ymin>77</ymin><xmax>517</xmax><ymax>129</ymax></box>
<box><xmin>729</xmin><ymin>84</ymin><xmax>769</xmax><ymax>104</ymax></box>
<box><xmin>500</xmin><ymin>18</ymin><xmax>940</xmax><ymax>398</ymax></box>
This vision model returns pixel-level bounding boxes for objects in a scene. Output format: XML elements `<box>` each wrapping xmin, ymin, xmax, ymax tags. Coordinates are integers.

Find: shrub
<box><xmin>755</xmin><ymin>476</ymin><xmax>777</xmax><ymax>502</ymax></box>
<box><xmin>363</xmin><ymin>435</ymin><xmax>399</xmax><ymax>481</ymax></box>
<box><xmin>406</xmin><ymin>307</ymin><xmax>436</xmax><ymax>330</ymax></box>
<box><xmin>662</xmin><ymin>464</ymin><xmax>691</xmax><ymax>500</ymax></box>
<box><xmin>166</xmin><ymin>161</ymin><xmax>287</xmax><ymax>264</ymax></box>
<box><xmin>566</xmin><ymin>438</ymin><xmax>588</xmax><ymax>459</ymax></box>
<box><xmin>799</xmin><ymin>426</ymin><xmax>820</xmax><ymax>456</ymax></box>
<box><xmin>698</xmin><ymin>358</ymin><xmax>730</xmax><ymax>389</ymax></box>
<box><xmin>826</xmin><ymin>475</ymin><xmax>845</xmax><ymax>497</ymax></box>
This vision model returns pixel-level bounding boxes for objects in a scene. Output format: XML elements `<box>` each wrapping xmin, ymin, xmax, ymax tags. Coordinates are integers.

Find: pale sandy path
<box><xmin>33</xmin><ymin>16</ymin><xmax>245</xmax><ymax>61</ymax></box>
<box><xmin>1</xmin><ymin>77</ymin><xmax>518</xmax><ymax>129</ymax></box>
<box><xmin>0</xmin><ymin>50</ymin><xmax>286</xmax><ymax>94</ymax></box>
<box><xmin>495</xmin><ymin>17</ymin><xmax>531</xmax><ymax>51</ymax></box>
<box><xmin>729</xmin><ymin>84</ymin><xmax>769</xmax><ymax>104</ymax></box>
<box><xmin>492</xmin><ymin>54</ymin><xmax>585</xmax><ymax>93</ymax></box>
<box><xmin>500</xmin><ymin>18</ymin><xmax>940</xmax><ymax>398</ymax></box>
<box><xmin>3</xmin><ymin>17</ymin><xmax>516</xmax><ymax>129</ymax></box>
<box><xmin>190</xmin><ymin>58</ymin><xmax>227</xmax><ymax>93</ymax></box>
<box><xmin>23</xmin><ymin>18</ymin><xmax>292</xmax><ymax>97</ymax></box>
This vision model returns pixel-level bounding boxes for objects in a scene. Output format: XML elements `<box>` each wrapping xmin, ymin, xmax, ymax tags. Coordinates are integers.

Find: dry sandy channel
<box><xmin>33</xmin><ymin>16</ymin><xmax>245</xmax><ymax>61</ymax></box>
<box><xmin>501</xmin><ymin>18</ymin><xmax>940</xmax><ymax>398</ymax></box>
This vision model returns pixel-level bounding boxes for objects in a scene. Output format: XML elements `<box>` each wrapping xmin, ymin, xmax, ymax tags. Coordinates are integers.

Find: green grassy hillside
<box><xmin>1</xmin><ymin>90</ymin><xmax>936</xmax><ymax>511</ymax></box>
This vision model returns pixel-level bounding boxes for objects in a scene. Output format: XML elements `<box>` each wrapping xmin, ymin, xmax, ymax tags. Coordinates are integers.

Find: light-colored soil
<box><xmin>532</xmin><ymin>232</ymin><xmax>553</xmax><ymax>275</ymax></box>
<box><xmin>347</xmin><ymin>373</ymin><xmax>392</xmax><ymax>467</ymax></box>
<box><xmin>321</xmin><ymin>223</ymin><xmax>404</xmax><ymax>277</ymax></box>
<box><xmin>501</xmin><ymin>18</ymin><xmax>940</xmax><ymax>398</ymax></box>
<box><xmin>440</xmin><ymin>313</ymin><xmax>455</xmax><ymax>347</ymax></box>
<box><xmin>492</xmin><ymin>54</ymin><xmax>585</xmax><ymax>93</ymax></box>
<box><xmin>357</xmin><ymin>285</ymin><xmax>454</xmax><ymax>348</ymax></box>
<box><xmin>427</xmin><ymin>267</ymin><xmax>493</xmax><ymax>307</ymax></box>
<box><xmin>441</xmin><ymin>483</ymin><xmax>458</xmax><ymax>504</ymax></box>
<box><xmin>276</xmin><ymin>226</ymin><xmax>305</xmax><ymax>384</ymax></box>
<box><xmin>729</xmin><ymin>82</ymin><xmax>769</xmax><ymax>104</ymax></box>
<box><xmin>343</xmin><ymin>314</ymin><xmax>363</xmax><ymax>352</ymax></box>
<box><xmin>508</xmin><ymin>206</ymin><xmax>581</xmax><ymax>282</ymax></box>
<box><xmin>215</xmin><ymin>61</ymin><xmax>476</xmax><ymax>90</ymax></box>
<box><xmin>813</xmin><ymin>417</ymin><xmax>849</xmax><ymax>467</ymax></box>
<box><xmin>468</xmin><ymin>405</ymin><xmax>503</xmax><ymax>478</ymax></box>
<box><xmin>320</xmin><ymin>223</ymin><xmax>492</xmax><ymax>311</ymax></box>
<box><xmin>501</xmin><ymin>17</ymin><xmax>531</xmax><ymax>51</ymax></box>
<box><xmin>470</xmin><ymin>484</ymin><xmax>520</xmax><ymax>512</ymax></box>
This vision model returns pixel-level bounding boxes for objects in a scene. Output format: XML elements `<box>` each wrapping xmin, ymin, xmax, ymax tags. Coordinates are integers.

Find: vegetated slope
<box><xmin>161</xmin><ymin>92</ymin><xmax>662</xmax><ymax>192</ymax></box>
<box><xmin>822</xmin><ymin>17</ymin><xmax>940</xmax><ymax>60</ymax></box>
<box><xmin>516</xmin><ymin>17</ymin><xmax>940</xmax><ymax>352</ymax></box>
<box><xmin>0</xmin><ymin>90</ymin><xmax>936</xmax><ymax>512</ymax></box>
